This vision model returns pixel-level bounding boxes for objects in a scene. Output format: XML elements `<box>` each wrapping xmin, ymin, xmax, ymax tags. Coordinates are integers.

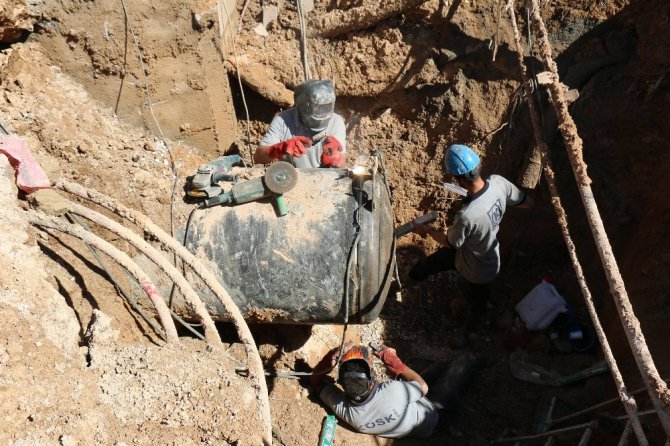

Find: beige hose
<box><xmin>68</xmin><ymin>202</ymin><xmax>223</xmax><ymax>347</ymax></box>
<box><xmin>26</xmin><ymin>209</ymin><xmax>180</xmax><ymax>344</ymax></box>
<box><xmin>56</xmin><ymin>180</ymin><xmax>273</xmax><ymax>445</ymax></box>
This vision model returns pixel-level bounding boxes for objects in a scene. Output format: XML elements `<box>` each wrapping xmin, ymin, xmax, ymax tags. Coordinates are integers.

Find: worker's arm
<box><xmin>254</xmin><ymin>145</ymin><xmax>275</xmax><ymax>164</ymax></box>
<box><xmin>310</xmin><ymin>342</ymin><xmax>353</xmax><ymax>394</ymax></box>
<box><xmin>375</xmin><ymin>346</ymin><xmax>428</xmax><ymax>396</ymax></box>
<box><xmin>411</xmin><ymin>222</ymin><xmax>453</xmax><ymax>249</ymax></box>
<box><xmin>514</xmin><ymin>191</ymin><xmax>534</xmax><ymax>209</ymax></box>
<box><xmin>310</xmin><ymin>347</ymin><xmax>339</xmax><ymax>394</ymax></box>
<box><xmin>504</xmin><ymin>176</ymin><xmax>534</xmax><ymax>209</ymax></box>
<box><xmin>254</xmin><ymin>137</ymin><xmax>311</xmax><ymax>165</ymax></box>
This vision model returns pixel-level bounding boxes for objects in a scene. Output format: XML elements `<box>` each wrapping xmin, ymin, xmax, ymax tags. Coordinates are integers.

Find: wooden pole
<box><xmin>527</xmin><ymin>0</ymin><xmax>670</xmax><ymax>435</ymax></box>
<box><xmin>504</xmin><ymin>3</ymin><xmax>648</xmax><ymax>443</ymax></box>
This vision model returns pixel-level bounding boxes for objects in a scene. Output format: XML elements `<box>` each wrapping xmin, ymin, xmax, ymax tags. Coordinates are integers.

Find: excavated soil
<box><xmin>2</xmin><ymin>0</ymin><xmax>670</xmax><ymax>445</ymax></box>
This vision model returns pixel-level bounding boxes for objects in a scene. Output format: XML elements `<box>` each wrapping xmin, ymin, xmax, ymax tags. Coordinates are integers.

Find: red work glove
<box><xmin>310</xmin><ymin>342</ymin><xmax>352</xmax><ymax>392</ymax></box>
<box><xmin>267</xmin><ymin>136</ymin><xmax>311</xmax><ymax>159</ymax></box>
<box><xmin>320</xmin><ymin>136</ymin><xmax>345</xmax><ymax>167</ymax></box>
<box><xmin>374</xmin><ymin>346</ymin><xmax>408</xmax><ymax>377</ymax></box>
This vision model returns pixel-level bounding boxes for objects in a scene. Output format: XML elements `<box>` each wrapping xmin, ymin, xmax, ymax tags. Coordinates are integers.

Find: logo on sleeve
<box><xmin>487</xmin><ymin>199</ymin><xmax>503</xmax><ymax>229</ymax></box>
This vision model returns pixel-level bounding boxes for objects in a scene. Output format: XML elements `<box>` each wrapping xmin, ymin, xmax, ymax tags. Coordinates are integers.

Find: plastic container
<box><xmin>178</xmin><ymin>168</ymin><xmax>395</xmax><ymax>324</ymax></box>
<box><xmin>515</xmin><ymin>280</ymin><xmax>568</xmax><ymax>331</ymax></box>
<box><xmin>318</xmin><ymin>415</ymin><xmax>338</xmax><ymax>446</ymax></box>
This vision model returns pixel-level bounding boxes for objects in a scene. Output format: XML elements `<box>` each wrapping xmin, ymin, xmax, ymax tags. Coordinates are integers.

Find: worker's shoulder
<box><xmin>487</xmin><ymin>174</ymin><xmax>513</xmax><ymax>186</ymax></box>
<box><xmin>274</xmin><ymin>107</ymin><xmax>297</xmax><ymax>120</ymax></box>
<box><xmin>330</xmin><ymin>112</ymin><xmax>346</xmax><ymax>126</ymax></box>
<box><xmin>377</xmin><ymin>379</ymin><xmax>422</xmax><ymax>394</ymax></box>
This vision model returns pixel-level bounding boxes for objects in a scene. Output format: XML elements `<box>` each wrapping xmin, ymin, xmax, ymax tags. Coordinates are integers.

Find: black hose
<box><xmin>168</xmin><ymin>205</ymin><xmax>199</xmax><ymax>308</ymax></box>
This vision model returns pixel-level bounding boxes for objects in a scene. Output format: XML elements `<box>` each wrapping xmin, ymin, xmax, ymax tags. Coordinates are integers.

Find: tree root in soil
<box><xmin>55</xmin><ymin>179</ymin><xmax>273</xmax><ymax>445</ymax></box>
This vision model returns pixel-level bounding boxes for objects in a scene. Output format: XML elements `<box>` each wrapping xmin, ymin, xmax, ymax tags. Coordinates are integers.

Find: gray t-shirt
<box><xmin>319</xmin><ymin>380</ymin><xmax>439</xmax><ymax>438</ymax></box>
<box><xmin>259</xmin><ymin>108</ymin><xmax>347</xmax><ymax>168</ymax></box>
<box><xmin>447</xmin><ymin>175</ymin><xmax>525</xmax><ymax>284</ymax></box>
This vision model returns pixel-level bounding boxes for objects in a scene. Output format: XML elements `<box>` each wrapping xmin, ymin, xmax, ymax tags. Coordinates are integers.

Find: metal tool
<box><xmin>201</xmin><ymin>161</ymin><xmax>298</xmax><ymax>216</ymax></box>
<box><xmin>368</xmin><ymin>341</ymin><xmax>383</xmax><ymax>353</ymax></box>
<box><xmin>311</xmin><ymin>130</ymin><xmax>327</xmax><ymax>145</ymax></box>
<box><xmin>187</xmin><ymin>154</ymin><xmax>242</xmax><ymax>199</ymax></box>
<box><xmin>394</xmin><ymin>211</ymin><xmax>439</xmax><ymax>238</ymax></box>
<box><xmin>443</xmin><ymin>182</ymin><xmax>468</xmax><ymax>197</ymax></box>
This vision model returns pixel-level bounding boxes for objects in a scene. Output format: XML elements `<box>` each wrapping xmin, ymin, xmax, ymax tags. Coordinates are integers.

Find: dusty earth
<box><xmin>2</xmin><ymin>0</ymin><xmax>670</xmax><ymax>445</ymax></box>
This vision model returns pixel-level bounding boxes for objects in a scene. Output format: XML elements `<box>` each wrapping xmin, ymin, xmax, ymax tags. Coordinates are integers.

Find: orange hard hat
<box><xmin>338</xmin><ymin>345</ymin><xmax>375</xmax><ymax>402</ymax></box>
<box><xmin>338</xmin><ymin>345</ymin><xmax>373</xmax><ymax>382</ymax></box>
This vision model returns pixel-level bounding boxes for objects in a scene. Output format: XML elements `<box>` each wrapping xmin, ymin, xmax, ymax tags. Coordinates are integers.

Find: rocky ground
<box><xmin>1</xmin><ymin>0</ymin><xmax>670</xmax><ymax>444</ymax></box>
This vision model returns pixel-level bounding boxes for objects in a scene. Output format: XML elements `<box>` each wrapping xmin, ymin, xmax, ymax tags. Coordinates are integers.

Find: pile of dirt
<box><xmin>2</xmin><ymin>0</ymin><xmax>670</xmax><ymax>444</ymax></box>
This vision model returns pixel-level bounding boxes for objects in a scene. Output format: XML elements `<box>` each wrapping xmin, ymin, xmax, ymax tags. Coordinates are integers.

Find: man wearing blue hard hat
<box><xmin>410</xmin><ymin>144</ymin><xmax>533</xmax><ymax>348</ymax></box>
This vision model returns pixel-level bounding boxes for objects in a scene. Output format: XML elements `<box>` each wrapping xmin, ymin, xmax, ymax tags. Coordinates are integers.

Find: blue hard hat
<box><xmin>443</xmin><ymin>144</ymin><xmax>480</xmax><ymax>175</ymax></box>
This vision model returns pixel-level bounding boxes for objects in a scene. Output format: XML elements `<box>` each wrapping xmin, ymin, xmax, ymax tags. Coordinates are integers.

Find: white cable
<box><xmin>119</xmin><ymin>0</ymin><xmax>178</xmax><ymax>241</ymax></box>
<box><xmin>219</xmin><ymin>0</ymin><xmax>254</xmax><ymax>164</ymax></box>
<box><xmin>296</xmin><ymin>0</ymin><xmax>311</xmax><ymax>81</ymax></box>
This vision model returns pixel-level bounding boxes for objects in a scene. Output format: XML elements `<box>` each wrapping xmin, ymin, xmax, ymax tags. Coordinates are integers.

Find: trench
<box><xmin>2</xmin><ymin>0</ymin><xmax>670</xmax><ymax>444</ymax></box>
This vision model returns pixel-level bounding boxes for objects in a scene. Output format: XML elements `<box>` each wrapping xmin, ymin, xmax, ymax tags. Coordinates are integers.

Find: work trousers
<box><xmin>421</xmin><ymin>351</ymin><xmax>480</xmax><ymax>414</ymax></box>
<box><xmin>409</xmin><ymin>247</ymin><xmax>490</xmax><ymax>328</ymax></box>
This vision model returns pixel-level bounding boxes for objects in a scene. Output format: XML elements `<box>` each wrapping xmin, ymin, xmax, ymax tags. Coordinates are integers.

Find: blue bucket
<box><xmin>567</xmin><ymin>322</ymin><xmax>597</xmax><ymax>352</ymax></box>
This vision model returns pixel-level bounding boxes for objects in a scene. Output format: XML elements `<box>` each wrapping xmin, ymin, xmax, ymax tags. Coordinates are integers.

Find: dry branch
<box><xmin>506</xmin><ymin>2</ymin><xmax>647</xmax><ymax>443</ymax></box>
<box><xmin>25</xmin><ymin>209</ymin><xmax>180</xmax><ymax>344</ymax></box>
<box><xmin>307</xmin><ymin>0</ymin><xmax>429</xmax><ymax>38</ymax></box>
<box><xmin>528</xmin><ymin>0</ymin><xmax>670</xmax><ymax>435</ymax></box>
<box><xmin>68</xmin><ymin>202</ymin><xmax>223</xmax><ymax>347</ymax></box>
<box><xmin>56</xmin><ymin>180</ymin><xmax>273</xmax><ymax>446</ymax></box>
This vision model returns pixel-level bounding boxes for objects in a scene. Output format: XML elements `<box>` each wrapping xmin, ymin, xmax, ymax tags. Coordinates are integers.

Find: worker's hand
<box><xmin>267</xmin><ymin>136</ymin><xmax>311</xmax><ymax>159</ymax></box>
<box><xmin>374</xmin><ymin>345</ymin><xmax>408</xmax><ymax>377</ymax></box>
<box><xmin>411</xmin><ymin>222</ymin><xmax>432</xmax><ymax>238</ymax></box>
<box><xmin>320</xmin><ymin>136</ymin><xmax>345</xmax><ymax>167</ymax></box>
<box><xmin>310</xmin><ymin>342</ymin><xmax>352</xmax><ymax>392</ymax></box>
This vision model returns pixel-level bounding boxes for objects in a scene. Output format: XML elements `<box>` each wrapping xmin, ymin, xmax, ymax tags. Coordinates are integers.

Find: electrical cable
<box><xmin>296</xmin><ymin>0</ymin><xmax>311</xmax><ymax>81</ymax></box>
<box><xmin>65</xmin><ymin>212</ymin><xmax>167</xmax><ymax>341</ymax></box>
<box><xmin>218</xmin><ymin>0</ymin><xmax>253</xmax><ymax>165</ymax></box>
<box><xmin>118</xmin><ymin>0</ymin><xmax>181</xmax><ymax>297</ymax></box>
<box><xmin>168</xmin><ymin>205</ymin><xmax>200</xmax><ymax>308</ymax></box>
<box><xmin>526</xmin><ymin>7</ymin><xmax>545</xmax><ymax>128</ymax></box>
<box><xmin>375</xmin><ymin>149</ymin><xmax>403</xmax><ymax>291</ymax></box>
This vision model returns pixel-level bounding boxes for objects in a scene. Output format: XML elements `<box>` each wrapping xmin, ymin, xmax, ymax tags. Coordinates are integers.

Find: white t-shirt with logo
<box><xmin>447</xmin><ymin>174</ymin><xmax>525</xmax><ymax>284</ymax></box>
<box><xmin>259</xmin><ymin>108</ymin><xmax>347</xmax><ymax>168</ymax></box>
<box><xmin>319</xmin><ymin>380</ymin><xmax>439</xmax><ymax>438</ymax></box>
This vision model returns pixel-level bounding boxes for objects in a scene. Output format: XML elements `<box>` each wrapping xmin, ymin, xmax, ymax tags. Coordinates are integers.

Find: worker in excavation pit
<box><xmin>254</xmin><ymin>79</ymin><xmax>347</xmax><ymax>168</ymax></box>
<box><xmin>410</xmin><ymin>144</ymin><xmax>533</xmax><ymax>348</ymax></box>
<box><xmin>310</xmin><ymin>344</ymin><xmax>480</xmax><ymax>438</ymax></box>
